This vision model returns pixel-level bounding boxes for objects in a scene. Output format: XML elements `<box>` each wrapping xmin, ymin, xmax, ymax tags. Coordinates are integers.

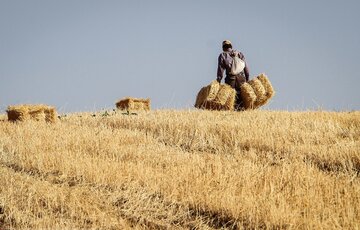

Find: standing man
<box><xmin>217</xmin><ymin>40</ymin><xmax>250</xmax><ymax>109</ymax></box>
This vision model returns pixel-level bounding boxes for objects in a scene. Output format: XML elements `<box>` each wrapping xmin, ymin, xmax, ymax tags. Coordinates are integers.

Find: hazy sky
<box><xmin>1</xmin><ymin>0</ymin><xmax>359</xmax><ymax>112</ymax></box>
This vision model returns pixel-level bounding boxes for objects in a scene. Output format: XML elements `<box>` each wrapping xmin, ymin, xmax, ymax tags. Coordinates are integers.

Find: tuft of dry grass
<box><xmin>0</xmin><ymin>110</ymin><xmax>359</xmax><ymax>229</ymax></box>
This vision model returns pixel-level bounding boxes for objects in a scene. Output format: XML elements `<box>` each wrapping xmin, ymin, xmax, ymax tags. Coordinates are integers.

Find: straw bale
<box><xmin>44</xmin><ymin>107</ymin><xmax>57</xmax><ymax>123</ymax></box>
<box><xmin>7</xmin><ymin>104</ymin><xmax>57</xmax><ymax>123</ymax></box>
<box><xmin>212</xmin><ymin>84</ymin><xmax>236</xmax><ymax>110</ymax></box>
<box><xmin>206</xmin><ymin>80</ymin><xmax>220</xmax><ymax>101</ymax></box>
<box><xmin>116</xmin><ymin>98</ymin><xmax>130</xmax><ymax>110</ymax></box>
<box><xmin>195</xmin><ymin>81</ymin><xmax>235</xmax><ymax>111</ymax></box>
<box><xmin>29</xmin><ymin>105</ymin><xmax>46</xmax><ymax>121</ymax></box>
<box><xmin>248</xmin><ymin>78</ymin><xmax>267</xmax><ymax>108</ymax></box>
<box><xmin>257</xmin><ymin>73</ymin><xmax>275</xmax><ymax>106</ymax></box>
<box><xmin>116</xmin><ymin>97</ymin><xmax>150</xmax><ymax>111</ymax></box>
<box><xmin>203</xmin><ymin>101</ymin><xmax>225</xmax><ymax>111</ymax></box>
<box><xmin>213</xmin><ymin>84</ymin><xmax>235</xmax><ymax>105</ymax></box>
<box><xmin>240</xmin><ymin>83</ymin><xmax>257</xmax><ymax>109</ymax></box>
<box><xmin>258</xmin><ymin>73</ymin><xmax>275</xmax><ymax>97</ymax></box>
<box><xmin>7</xmin><ymin>105</ymin><xmax>30</xmax><ymax>121</ymax></box>
<box><xmin>194</xmin><ymin>86</ymin><xmax>208</xmax><ymax>108</ymax></box>
<box><xmin>194</xmin><ymin>80</ymin><xmax>220</xmax><ymax>108</ymax></box>
<box><xmin>224</xmin><ymin>88</ymin><xmax>236</xmax><ymax>110</ymax></box>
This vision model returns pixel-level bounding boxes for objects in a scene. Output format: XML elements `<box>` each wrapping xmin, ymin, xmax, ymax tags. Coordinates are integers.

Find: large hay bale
<box><xmin>248</xmin><ymin>78</ymin><xmax>267</xmax><ymax>108</ymax></box>
<box><xmin>240</xmin><ymin>83</ymin><xmax>257</xmax><ymax>109</ymax></box>
<box><xmin>194</xmin><ymin>80</ymin><xmax>220</xmax><ymax>108</ymax></box>
<box><xmin>116</xmin><ymin>97</ymin><xmax>150</xmax><ymax>111</ymax></box>
<box><xmin>7</xmin><ymin>104</ymin><xmax>57</xmax><ymax>123</ymax></box>
<box><xmin>257</xmin><ymin>73</ymin><xmax>275</xmax><ymax>106</ymax></box>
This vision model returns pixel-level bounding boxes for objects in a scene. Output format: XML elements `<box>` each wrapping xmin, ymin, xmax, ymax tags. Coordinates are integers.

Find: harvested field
<box><xmin>0</xmin><ymin>110</ymin><xmax>359</xmax><ymax>229</ymax></box>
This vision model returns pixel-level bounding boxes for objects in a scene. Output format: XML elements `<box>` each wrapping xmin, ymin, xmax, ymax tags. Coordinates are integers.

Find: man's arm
<box><xmin>217</xmin><ymin>54</ymin><xmax>224</xmax><ymax>83</ymax></box>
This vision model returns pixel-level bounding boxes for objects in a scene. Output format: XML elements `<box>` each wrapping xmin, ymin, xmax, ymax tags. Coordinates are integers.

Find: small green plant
<box><xmin>121</xmin><ymin>110</ymin><xmax>137</xmax><ymax>116</ymax></box>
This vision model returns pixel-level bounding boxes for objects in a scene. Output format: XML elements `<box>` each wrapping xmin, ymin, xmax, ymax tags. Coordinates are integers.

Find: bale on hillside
<box><xmin>240</xmin><ymin>83</ymin><xmax>257</xmax><ymax>109</ymax></box>
<box><xmin>213</xmin><ymin>84</ymin><xmax>236</xmax><ymax>110</ymax></box>
<box><xmin>248</xmin><ymin>78</ymin><xmax>267</xmax><ymax>108</ymax></box>
<box><xmin>44</xmin><ymin>106</ymin><xmax>57</xmax><ymax>123</ymax></box>
<box><xmin>116</xmin><ymin>97</ymin><xmax>150</xmax><ymax>111</ymax></box>
<box><xmin>195</xmin><ymin>81</ymin><xmax>236</xmax><ymax>111</ymax></box>
<box><xmin>257</xmin><ymin>73</ymin><xmax>275</xmax><ymax>106</ymax></box>
<box><xmin>7</xmin><ymin>105</ymin><xmax>29</xmax><ymax>121</ymax></box>
<box><xmin>224</xmin><ymin>88</ymin><xmax>236</xmax><ymax>111</ymax></box>
<box><xmin>203</xmin><ymin>101</ymin><xmax>224</xmax><ymax>111</ymax></box>
<box><xmin>7</xmin><ymin>104</ymin><xmax>57</xmax><ymax>123</ymax></box>
<box><xmin>29</xmin><ymin>105</ymin><xmax>46</xmax><ymax>121</ymax></box>
<box><xmin>194</xmin><ymin>80</ymin><xmax>220</xmax><ymax>108</ymax></box>
<box><xmin>194</xmin><ymin>86</ymin><xmax>208</xmax><ymax>108</ymax></box>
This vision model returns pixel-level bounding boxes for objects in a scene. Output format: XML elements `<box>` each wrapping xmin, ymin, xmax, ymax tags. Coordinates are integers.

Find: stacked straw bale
<box><xmin>213</xmin><ymin>84</ymin><xmax>236</xmax><ymax>110</ymax></box>
<box><xmin>195</xmin><ymin>74</ymin><xmax>274</xmax><ymax>111</ymax></box>
<box><xmin>116</xmin><ymin>97</ymin><xmax>150</xmax><ymax>111</ymax></box>
<box><xmin>194</xmin><ymin>87</ymin><xmax>208</xmax><ymax>108</ymax></box>
<box><xmin>44</xmin><ymin>107</ymin><xmax>57</xmax><ymax>123</ymax></box>
<box><xmin>240</xmin><ymin>73</ymin><xmax>275</xmax><ymax>110</ymax></box>
<box><xmin>195</xmin><ymin>81</ymin><xmax>236</xmax><ymax>111</ymax></box>
<box><xmin>194</xmin><ymin>80</ymin><xmax>220</xmax><ymax>108</ymax></box>
<box><xmin>28</xmin><ymin>105</ymin><xmax>46</xmax><ymax>121</ymax></box>
<box><xmin>7</xmin><ymin>104</ymin><xmax>57</xmax><ymax>123</ymax></box>
<box><xmin>7</xmin><ymin>105</ymin><xmax>30</xmax><ymax>121</ymax></box>
<box><xmin>257</xmin><ymin>73</ymin><xmax>275</xmax><ymax>106</ymax></box>
<box><xmin>240</xmin><ymin>83</ymin><xmax>257</xmax><ymax>110</ymax></box>
<box><xmin>248</xmin><ymin>78</ymin><xmax>267</xmax><ymax>108</ymax></box>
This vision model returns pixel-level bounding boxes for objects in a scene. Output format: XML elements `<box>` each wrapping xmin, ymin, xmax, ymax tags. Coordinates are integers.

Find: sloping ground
<box><xmin>0</xmin><ymin>110</ymin><xmax>359</xmax><ymax>229</ymax></box>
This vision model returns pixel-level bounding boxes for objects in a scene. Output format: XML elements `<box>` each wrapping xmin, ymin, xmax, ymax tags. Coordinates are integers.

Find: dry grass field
<box><xmin>0</xmin><ymin>110</ymin><xmax>359</xmax><ymax>229</ymax></box>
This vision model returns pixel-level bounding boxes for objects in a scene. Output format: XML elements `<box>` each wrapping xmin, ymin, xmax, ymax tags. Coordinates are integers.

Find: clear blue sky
<box><xmin>1</xmin><ymin>0</ymin><xmax>359</xmax><ymax>112</ymax></box>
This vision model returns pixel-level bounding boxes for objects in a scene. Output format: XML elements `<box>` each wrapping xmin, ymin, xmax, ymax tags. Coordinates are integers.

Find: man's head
<box><xmin>222</xmin><ymin>40</ymin><xmax>232</xmax><ymax>51</ymax></box>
